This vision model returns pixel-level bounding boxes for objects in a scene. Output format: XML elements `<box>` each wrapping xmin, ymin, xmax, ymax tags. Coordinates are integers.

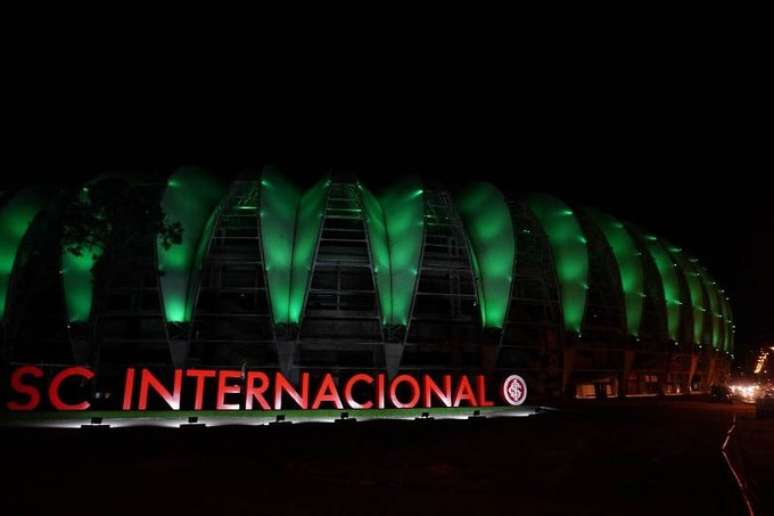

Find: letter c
<box><xmin>49</xmin><ymin>367</ymin><xmax>94</xmax><ymax>410</ymax></box>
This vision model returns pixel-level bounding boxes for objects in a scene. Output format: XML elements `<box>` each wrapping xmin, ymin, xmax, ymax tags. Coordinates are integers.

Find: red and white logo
<box><xmin>502</xmin><ymin>375</ymin><xmax>527</xmax><ymax>406</ymax></box>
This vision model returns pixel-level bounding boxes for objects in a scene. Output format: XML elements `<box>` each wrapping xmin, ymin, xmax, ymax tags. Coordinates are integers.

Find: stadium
<box><xmin>0</xmin><ymin>166</ymin><xmax>735</xmax><ymax>405</ymax></box>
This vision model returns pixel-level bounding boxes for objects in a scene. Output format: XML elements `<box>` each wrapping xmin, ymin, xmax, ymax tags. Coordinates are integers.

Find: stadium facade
<box><xmin>0</xmin><ymin>167</ymin><xmax>735</xmax><ymax>401</ymax></box>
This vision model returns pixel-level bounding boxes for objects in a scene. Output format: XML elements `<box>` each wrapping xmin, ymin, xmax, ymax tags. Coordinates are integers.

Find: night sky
<box><xmin>5</xmin><ymin>79</ymin><xmax>770</xmax><ymax>364</ymax></box>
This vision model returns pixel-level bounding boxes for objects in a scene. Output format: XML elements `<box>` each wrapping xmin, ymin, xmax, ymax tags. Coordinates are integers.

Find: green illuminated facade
<box><xmin>62</xmin><ymin>184</ymin><xmax>103</xmax><ymax>323</ymax></box>
<box><xmin>260</xmin><ymin>167</ymin><xmax>330</xmax><ymax>326</ymax></box>
<box><xmin>640</xmin><ymin>234</ymin><xmax>683</xmax><ymax>341</ymax></box>
<box><xmin>715</xmin><ymin>284</ymin><xmax>734</xmax><ymax>353</ymax></box>
<box><xmin>717</xmin><ymin>288</ymin><xmax>729</xmax><ymax>352</ymax></box>
<box><xmin>699</xmin><ymin>267</ymin><xmax>723</xmax><ymax>351</ymax></box>
<box><xmin>1</xmin><ymin>171</ymin><xmax>737</xmax><ymax>395</ymax></box>
<box><xmin>585</xmin><ymin>208</ymin><xmax>644</xmax><ymax>337</ymax></box>
<box><xmin>360</xmin><ymin>180</ymin><xmax>424</xmax><ymax>327</ymax></box>
<box><xmin>665</xmin><ymin>246</ymin><xmax>707</xmax><ymax>347</ymax></box>
<box><xmin>525</xmin><ymin>194</ymin><xmax>588</xmax><ymax>333</ymax></box>
<box><xmin>455</xmin><ymin>183</ymin><xmax>515</xmax><ymax>329</ymax></box>
<box><xmin>0</xmin><ymin>189</ymin><xmax>46</xmax><ymax>320</ymax></box>
<box><xmin>62</xmin><ymin>240</ymin><xmax>101</xmax><ymax>323</ymax></box>
<box><xmin>157</xmin><ymin>168</ymin><xmax>227</xmax><ymax>323</ymax></box>
<box><xmin>722</xmin><ymin>296</ymin><xmax>734</xmax><ymax>353</ymax></box>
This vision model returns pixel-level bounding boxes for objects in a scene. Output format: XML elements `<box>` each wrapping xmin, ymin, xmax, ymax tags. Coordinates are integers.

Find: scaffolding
<box><xmin>190</xmin><ymin>180</ymin><xmax>275</xmax><ymax>367</ymax></box>
<box><xmin>296</xmin><ymin>181</ymin><xmax>383</xmax><ymax>372</ymax></box>
<box><xmin>499</xmin><ymin>201</ymin><xmax>562</xmax><ymax>393</ymax></box>
<box><xmin>402</xmin><ymin>189</ymin><xmax>478</xmax><ymax>370</ymax></box>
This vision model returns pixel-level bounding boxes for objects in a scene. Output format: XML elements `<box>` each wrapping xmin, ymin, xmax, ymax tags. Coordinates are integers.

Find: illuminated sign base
<box><xmin>0</xmin><ymin>406</ymin><xmax>540</xmax><ymax>429</ymax></box>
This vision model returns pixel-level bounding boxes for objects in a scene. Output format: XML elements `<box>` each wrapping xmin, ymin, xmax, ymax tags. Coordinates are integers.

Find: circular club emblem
<box><xmin>502</xmin><ymin>375</ymin><xmax>528</xmax><ymax>406</ymax></box>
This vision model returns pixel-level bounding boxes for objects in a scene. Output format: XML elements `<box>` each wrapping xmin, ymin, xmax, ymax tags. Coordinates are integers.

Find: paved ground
<box><xmin>0</xmin><ymin>399</ymin><xmax>767</xmax><ymax>515</ymax></box>
<box><xmin>735</xmin><ymin>406</ymin><xmax>773</xmax><ymax>514</ymax></box>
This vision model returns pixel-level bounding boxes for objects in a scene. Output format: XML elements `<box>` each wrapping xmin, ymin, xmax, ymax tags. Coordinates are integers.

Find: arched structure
<box><xmin>0</xmin><ymin>189</ymin><xmax>47</xmax><ymax>320</ymax></box>
<box><xmin>584</xmin><ymin>208</ymin><xmax>644</xmax><ymax>337</ymax></box>
<box><xmin>524</xmin><ymin>195</ymin><xmax>588</xmax><ymax>334</ymax></box>
<box><xmin>455</xmin><ymin>182</ymin><xmax>515</xmax><ymax>330</ymax></box>
<box><xmin>360</xmin><ymin>179</ymin><xmax>424</xmax><ymax>329</ymax></box>
<box><xmin>665</xmin><ymin>244</ymin><xmax>707</xmax><ymax>348</ymax></box>
<box><xmin>640</xmin><ymin>232</ymin><xmax>683</xmax><ymax>342</ymax></box>
<box><xmin>157</xmin><ymin>168</ymin><xmax>228</xmax><ymax>324</ymax></box>
<box><xmin>1</xmin><ymin>168</ymin><xmax>736</xmax><ymax>398</ymax></box>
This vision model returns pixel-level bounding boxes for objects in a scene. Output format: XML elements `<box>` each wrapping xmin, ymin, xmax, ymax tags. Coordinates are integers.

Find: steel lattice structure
<box><xmin>0</xmin><ymin>167</ymin><xmax>735</xmax><ymax>398</ymax></box>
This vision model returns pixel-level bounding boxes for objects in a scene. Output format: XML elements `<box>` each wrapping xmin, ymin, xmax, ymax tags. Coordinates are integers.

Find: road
<box><xmin>1</xmin><ymin>399</ymin><xmax>766</xmax><ymax>515</ymax></box>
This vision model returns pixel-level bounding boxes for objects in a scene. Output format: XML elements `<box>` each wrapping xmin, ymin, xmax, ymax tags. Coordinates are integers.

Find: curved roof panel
<box><xmin>525</xmin><ymin>194</ymin><xmax>588</xmax><ymax>333</ymax></box>
<box><xmin>157</xmin><ymin>168</ymin><xmax>227</xmax><ymax>323</ymax></box>
<box><xmin>360</xmin><ymin>179</ymin><xmax>424</xmax><ymax>327</ymax></box>
<box><xmin>0</xmin><ymin>189</ymin><xmax>47</xmax><ymax>319</ymax></box>
<box><xmin>585</xmin><ymin>208</ymin><xmax>645</xmax><ymax>337</ymax></box>
<box><xmin>455</xmin><ymin>183</ymin><xmax>515</xmax><ymax>329</ymax></box>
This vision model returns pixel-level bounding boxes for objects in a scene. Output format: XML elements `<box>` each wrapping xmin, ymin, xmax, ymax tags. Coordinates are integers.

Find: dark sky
<box><xmin>5</xmin><ymin>66</ymin><xmax>770</xmax><ymax>363</ymax></box>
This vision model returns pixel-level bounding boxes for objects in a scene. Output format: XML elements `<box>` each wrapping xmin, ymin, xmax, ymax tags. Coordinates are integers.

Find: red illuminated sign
<box><xmin>7</xmin><ymin>365</ymin><xmax>95</xmax><ymax>411</ymax></box>
<box><xmin>502</xmin><ymin>374</ymin><xmax>528</xmax><ymax>406</ymax></box>
<box><xmin>5</xmin><ymin>366</ymin><xmax>528</xmax><ymax>412</ymax></box>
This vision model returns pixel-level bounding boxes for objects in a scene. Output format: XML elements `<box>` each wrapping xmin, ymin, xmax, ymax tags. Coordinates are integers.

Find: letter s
<box><xmin>7</xmin><ymin>366</ymin><xmax>44</xmax><ymax>410</ymax></box>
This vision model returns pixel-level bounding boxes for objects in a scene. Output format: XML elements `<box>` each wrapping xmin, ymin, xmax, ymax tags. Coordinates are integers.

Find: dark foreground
<box><xmin>1</xmin><ymin>399</ymin><xmax>769</xmax><ymax>515</ymax></box>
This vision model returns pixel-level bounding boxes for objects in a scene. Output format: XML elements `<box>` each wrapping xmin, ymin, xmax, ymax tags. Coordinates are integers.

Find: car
<box><xmin>709</xmin><ymin>385</ymin><xmax>733</xmax><ymax>403</ymax></box>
